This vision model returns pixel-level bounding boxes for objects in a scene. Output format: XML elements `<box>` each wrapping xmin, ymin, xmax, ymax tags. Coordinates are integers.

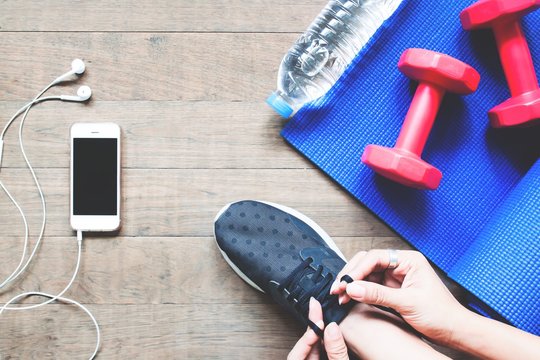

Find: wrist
<box><xmin>340</xmin><ymin>304</ymin><xmax>451</xmax><ymax>360</ymax></box>
<box><xmin>438</xmin><ymin>306</ymin><xmax>540</xmax><ymax>360</ymax></box>
<box><xmin>441</xmin><ymin>306</ymin><xmax>476</xmax><ymax>348</ymax></box>
<box><xmin>444</xmin><ymin>306</ymin><xmax>501</xmax><ymax>358</ymax></box>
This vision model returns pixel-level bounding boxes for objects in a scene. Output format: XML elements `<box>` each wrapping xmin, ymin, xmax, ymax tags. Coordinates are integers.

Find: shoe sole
<box><xmin>213</xmin><ymin>200</ymin><xmax>346</xmax><ymax>294</ymax></box>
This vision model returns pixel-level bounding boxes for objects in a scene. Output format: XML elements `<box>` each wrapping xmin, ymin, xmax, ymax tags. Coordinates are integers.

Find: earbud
<box><xmin>52</xmin><ymin>59</ymin><xmax>86</xmax><ymax>85</ymax></box>
<box><xmin>60</xmin><ymin>86</ymin><xmax>92</xmax><ymax>102</ymax></box>
<box><xmin>71</xmin><ymin>59</ymin><xmax>85</xmax><ymax>75</ymax></box>
<box><xmin>76</xmin><ymin>85</ymin><xmax>92</xmax><ymax>100</ymax></box>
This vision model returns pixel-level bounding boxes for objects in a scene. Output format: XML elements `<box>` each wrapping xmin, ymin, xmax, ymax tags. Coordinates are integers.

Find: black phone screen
<box><xmin>73</xmin><ymin>138</ymin><xmax>118</xmax><ymax>215</ymax></box>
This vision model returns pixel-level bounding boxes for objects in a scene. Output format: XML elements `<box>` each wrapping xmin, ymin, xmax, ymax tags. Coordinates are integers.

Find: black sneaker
<box><xmin>214</xmin><ymin>200</ymin><xmax>353</xmax><ymax>334</ymax></box>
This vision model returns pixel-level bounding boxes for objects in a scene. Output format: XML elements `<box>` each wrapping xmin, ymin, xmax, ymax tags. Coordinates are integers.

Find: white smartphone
<box><xmin>70</xmin><ymin>123</ymin><xmax>121</xmax><ymax>232</ymax></box>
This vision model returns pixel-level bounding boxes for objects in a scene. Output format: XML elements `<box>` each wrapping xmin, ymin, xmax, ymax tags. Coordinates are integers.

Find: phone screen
<box><xmin>73</xmin><ymin>138</ymin><xmax>118</xmax><ymax>216</ymax></box>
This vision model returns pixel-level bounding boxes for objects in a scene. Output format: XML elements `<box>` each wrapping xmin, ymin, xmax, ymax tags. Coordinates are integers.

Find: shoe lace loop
<box><xmin>277</xmin><ymin>257</ymin><xmax>334</xmax><ymax>310</ymax></box>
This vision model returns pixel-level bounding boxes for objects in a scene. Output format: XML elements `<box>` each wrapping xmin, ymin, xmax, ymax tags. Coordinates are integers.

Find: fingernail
<box><xmin>325</xmin><ymin>322</ymin><xmax>340</xmax><ymax>339</ymax></box>
<box><xmin>334</xmin><ymin>281</ymin><xmax>346</xmax><ymax>294</ymax></box>
<box><xmin>331</xmin><ymin>281</ymin><xmax>343</xmax><ymax>294</ymax></box>
<box><xmin>347</xmin><ymin>283</ymin><xmax>366</xmax><ymax>298</ymax></box>
<box><xmin>309</xmin><ymin>296</ymin><xmax>317</xmax><ymax>309</ymax></box>
<box><xmin>338</xmin><ymin>294</ymin><xmax>344</xmax><ymax>305</ymax></box>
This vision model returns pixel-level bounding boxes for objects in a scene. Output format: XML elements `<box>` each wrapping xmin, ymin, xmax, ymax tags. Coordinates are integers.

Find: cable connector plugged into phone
<box><xmin>77</xmin><ymin>230</ymin><xmax>83</xmax><ymax>242</ymax></box>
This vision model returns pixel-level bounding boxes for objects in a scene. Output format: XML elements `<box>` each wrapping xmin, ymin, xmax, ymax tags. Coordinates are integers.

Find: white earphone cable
<box><xmin>0</xmin><ymin>237</ymin><xmax>81</xmax><ymax>312</ymax></box>
<box><xmin>0</xmin><ymin>81</ymin><xmax>56</xmax><ymax>140</ymax></box>
<box><xmin>0</xmin><ymin>234</ymin><xmax>100</xmax><ymax>360</ymax></box>
<box><xmin>4</xmin><ymin>289</ymin><xmax>101</xmax><ymax>360</ymax></box>
<box><xmin>0</xmin><ymin>99</ymin><xmax>58</xmax><ymax>289</ymax></box>
<box><xmin>0</xmin><ymin>180</ymin><xmax>30</xmax><ymax>289</ymax></box>
<box><xmin>0</xmin><ymin>67</ymin><xmax>100</xmax><ymax>359</ymax></box>
<box><xmin>0</xmin><ymin>91</ymin><xmax>59</xmax><ymax>290</ymax></box>
<box><xmin>7</xmin><ymin>87</ymin><xmax>50</xmax><ymax>283</ymax></box>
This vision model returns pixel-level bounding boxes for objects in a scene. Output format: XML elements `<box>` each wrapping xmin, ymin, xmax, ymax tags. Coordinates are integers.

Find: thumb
<box><xmin>346</xmin><ymin>281</ymin><xmax>404</xmax><ymax>310</ymax></box>
<box><xmin>323</xmin><ymin>322</ymin><xmax>349</xmax><ymax>360</ymax></box>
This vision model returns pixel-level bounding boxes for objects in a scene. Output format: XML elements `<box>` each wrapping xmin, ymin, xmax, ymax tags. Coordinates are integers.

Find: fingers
<box><xmin>331</xmin><ymin>251</ymin><xmax>368</xmax><ymax>304</ymax></box>
<box><xmin>289</xmin><ymin>301</ymin><xmax>351</xmax><ymax>360</ymax></box>
<box><xmin>331</xmin><ymin>250</ymin><xmax>391</xmax><ymax>296</ymax></box>
<box><xmin>366</xmin><ymin>272</ymin><xmax>384</xmax><ymax>284</ymax></box>
<box><xmin>306</xmin><ymin>345</ymin><xmax>320</xmax><ymax>360</ymax></box>
<box><xmin>346</xmin><ymin>280</ymin><xmax>404</xmax><ymax>311</ymax></box>
<box><xmin>323</xmin><ymin>323</ymin><xmax>349</xmax><ymax>360</ymax></box>
<box><xmin>309</xmin><ymin>297</ymin><xmax>324</xmax><ymax>326</ymax></box>
<box><xmin>288</xmin><ymin>329</ymin><xmax>322</xmax><ymax>360</ymax></box>
<box><xmin>331</xmin><ymin>251</ymin><xmax>367</xmax><ymax>294</ymax></box>
<box><xmin>332</xmin><ymin>250</ymin><xmax>418</xmax><ymax>299</ymax></box>
<box><xmin>287</xmin><ymin>298</ymin><xmax>325</xmax><ymax>360</ymax></box>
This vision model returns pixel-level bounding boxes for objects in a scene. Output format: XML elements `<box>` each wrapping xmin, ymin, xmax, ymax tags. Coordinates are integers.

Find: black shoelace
<box><xmin>277</xmin><ymin>259</ymin><xmax>419</xmax><ymax>339</ymax></box>
<box><xmin>277</xmin><ymin>257</ymin><xmax>334</xmax><ymax>337</ymax></box>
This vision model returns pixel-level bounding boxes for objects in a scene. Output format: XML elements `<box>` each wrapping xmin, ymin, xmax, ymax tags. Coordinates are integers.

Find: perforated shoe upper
<box><xmin>214</xmin><ymin>200</ymin><xmax>353</xmax><ymax>327</ymax></box>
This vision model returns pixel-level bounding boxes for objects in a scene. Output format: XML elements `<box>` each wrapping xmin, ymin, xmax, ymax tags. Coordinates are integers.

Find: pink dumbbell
<box><xmin>362</xmin><ymin>49</ymin><xmax>480</xmax><ymax>190</ymax></box>
<box><xmin>461</xmin><ymin>0</ymin><xmax>540</xmax><ymax>127</ymax></box>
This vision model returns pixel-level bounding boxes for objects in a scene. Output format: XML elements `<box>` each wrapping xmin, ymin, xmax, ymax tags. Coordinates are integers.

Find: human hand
<box><xmin>330</xmin><ymin>250</ymin><xmax>467</xmax><ymax>345</ymax></box>
<box><xmin>288</xmin><ymin>298</ymin><xmax>349</xmax><ymax>360</ymax></box>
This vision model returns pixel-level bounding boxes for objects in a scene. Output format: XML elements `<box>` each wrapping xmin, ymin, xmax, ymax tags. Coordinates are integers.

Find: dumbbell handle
<box><xmin>395</xmin><ymin>83</ymin><xmax>445</xmax><ymax>156</ymax></box>
<box><xmin>493</xmin><ymin>21</ymin><xmax>539</xmax><ymax>97</ymax></box>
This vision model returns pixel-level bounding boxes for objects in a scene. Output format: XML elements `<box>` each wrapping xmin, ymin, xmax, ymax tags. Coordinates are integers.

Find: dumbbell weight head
<box><xmin>362</xmin><ymin>145</ymin><xmax>443</xmax><ymax>189</ymax></box>
<box><xmin>461</xmin><ymin>0</ymin><xmax>540</xmax><ymax>127</ymax></box>
<box><xmin>362</xmin><ymin>49</ymin><xmax>480</xmax><ymax>190</ymax></box>
<box><xmin>460</xmin><ymin>0</ymin><xmax>540</xmax><ymax>30</ymax></box>
<box><xmin>489</xmin><ymin>89</ymin><xmax>540</xmax><ymax>127</ymax></box>
<box><xmin>398</xmin><ymin>48</ymin><xmax>480</xmax><ymax>95</ymax></box>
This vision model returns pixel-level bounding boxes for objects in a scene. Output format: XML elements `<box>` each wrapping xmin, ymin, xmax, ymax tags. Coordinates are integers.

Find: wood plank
<box><xmin>0</xmin><ymin>32</ymin><xmax>297</xmax><ymax>101</ymax></box>
<box><xmin>0</xmin><ymin>304</ymin><xmax>470</xmax><ymax>360</ymax></box>
<box><xmin>0</xmin><ymin>236</ymin><xmax>407</xmax><ymax>305</ymax></box>
<box><xmin>0</xmin><ymin>169</ymin><xmax>395</xmax><ymax>237</ymax></box>
<box><xmin>0</xmin><ymin>0</ymin><xmax>325</xmax><ymax>33</ymax></box>
<box><xmin>0</xmin><ymin>303</ymin><xmax>302</xmax><ymax>359</ymax></box>
<box><xmin>0</xmin><ymin>101</ymin><xmax>308</xmax><ymax>170</ymax></box>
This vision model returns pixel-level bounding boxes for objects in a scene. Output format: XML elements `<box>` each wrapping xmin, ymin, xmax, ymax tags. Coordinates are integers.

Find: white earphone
<box><xmin>0</xmin><ymin>60</ymin><xmax>92</xmax><ymax>149</ymax></box>
<box><xmin>0</xmin><ymin>58</ymin><xmax>100</xmax><ymax>360</ymax></box>
<box><xmin>57</xmin><ymin>59</ymin><xmax>92</xmax><ymax>101</ymax></box>
<box><xmin>53</xmin><ymin>58</ymin><xmax>87</xmax><ymax>85</ymax></box>
<box><xmin>61</xmin><ymin>85</ymin><xmax>93</xmax><ymax>102</ymax></box>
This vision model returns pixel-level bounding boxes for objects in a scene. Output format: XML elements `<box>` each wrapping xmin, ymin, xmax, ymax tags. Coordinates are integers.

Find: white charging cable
<box><xmin>0</xmin><ymin>61</ymin><xmax>100</xmax><ymax>359</ymax></box>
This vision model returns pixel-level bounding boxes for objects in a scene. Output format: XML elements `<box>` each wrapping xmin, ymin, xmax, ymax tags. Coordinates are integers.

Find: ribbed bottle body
<box><xmin>267</xmin><ymin>0</ymin><xmax>403</xmax><ymax>118</ymax></box>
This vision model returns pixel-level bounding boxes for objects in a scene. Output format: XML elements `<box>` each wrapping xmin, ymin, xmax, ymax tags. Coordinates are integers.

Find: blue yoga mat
<box><xmin>281</xmin><ymin>0</ymin><xmax>540</xmax><ymax>334</ymax></box>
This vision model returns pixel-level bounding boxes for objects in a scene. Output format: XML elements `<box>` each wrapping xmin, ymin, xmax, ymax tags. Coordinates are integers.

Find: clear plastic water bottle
<box><xmin>267</xmin><ymin>0</ymin><xmax>404</xmax><ymax>118</ymax></box>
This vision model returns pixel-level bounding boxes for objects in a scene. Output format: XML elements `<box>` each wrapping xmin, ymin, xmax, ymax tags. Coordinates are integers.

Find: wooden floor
<box><xmin>0</xmin><ymin>2</ymin><xmax>470</xmax><ymax>359</ymax></box>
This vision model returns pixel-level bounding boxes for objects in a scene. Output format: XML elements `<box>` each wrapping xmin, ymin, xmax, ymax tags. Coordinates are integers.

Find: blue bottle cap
<box><xmin>266</xmin><ymin>92</ymin><xmax>294</xmax><ymax>118</ymax></box>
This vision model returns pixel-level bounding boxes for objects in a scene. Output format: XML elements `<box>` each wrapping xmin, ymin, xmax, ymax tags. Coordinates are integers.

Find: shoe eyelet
<box><xmin>282</xmin><ymin>287</ymin><xmax>299</xmax><ymax>304</ymax></box>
